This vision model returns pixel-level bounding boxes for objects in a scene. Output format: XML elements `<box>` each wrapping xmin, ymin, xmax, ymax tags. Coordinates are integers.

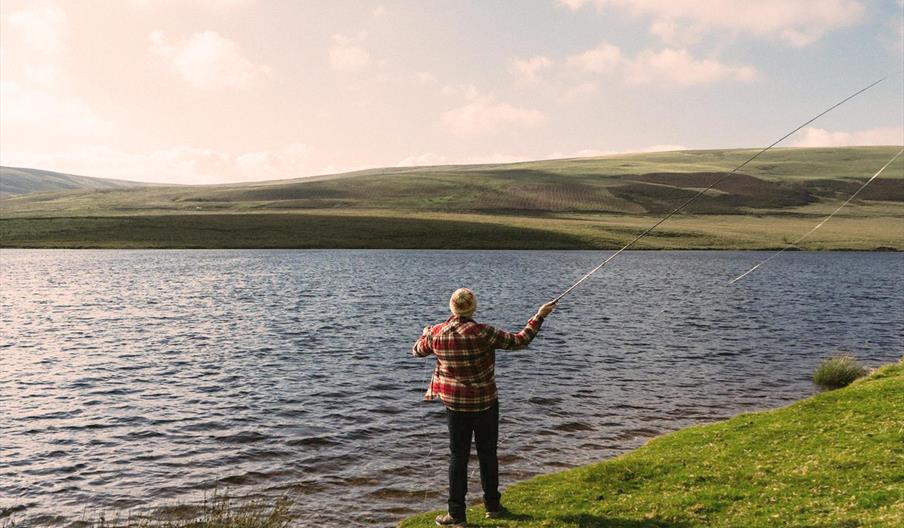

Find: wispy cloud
<box><xmin>790</xmin><ymin>126</ymin><xmax>904</xmax><ymax>147</ymax></box>
<box><xmin>566</xmin><ymin>42</ymin><xmax>622</xmax><ymax>72</ymax></box>
<box><xmin>329</xmin><ymin>33</ymin><xmax>372</xmax><ymax>72</ymax></box>
<box><xmin>510</xmin><ymin>55</ymin><xmax>554</xmax><ymax>82</ymax></box>
<box><xmin>557</xmin><ymin>0</ymin><xmax>865</xmax><ymax>47</ymax></box>
<box><xmin>1</xmin><ymin>81</ymin><xmax>113</xmax><ymax>140</ymax></box>
<box><xmin>0</xmin><ymin>142</ymin><xmax>312</xmax><ymax>185</ymax></box>
<box><xmin>397</xmin><ymin>144</ymin><xmax>688</xmax><ymax>168</ymax></box>
<box><xmin>4</xmin><ymin>0</ymin><xmax>66</xmax><ymax>55</ymax></box>
<box><xmin>626</xmin><ymin>48</ymin><xmax>757</xmax><ymax>85</ymax></box>
<box><xmin>149</xmin><ymin>30</ymin><xmax>270</xmax><ymax>88</ymax></box>
<box><xmin>441</xmin><ymin>95</ymin><xmax>545</xmax><ymax>135</ymax></box>
<box><xmin>130</xmin><ymin>0</ymin><xmax>256</xmax><ymax>8</ymax></box>
<box><xmin>564</xmin><ymin>42</ymin><xmax>756</xmax><ymax>86</ymax></box>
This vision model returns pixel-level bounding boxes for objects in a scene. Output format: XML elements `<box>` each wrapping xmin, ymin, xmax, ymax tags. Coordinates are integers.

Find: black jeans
<box><xmin>446</xmin><ymin>399</ymin><xmax>501</xmax><ymax>520</ymax></box>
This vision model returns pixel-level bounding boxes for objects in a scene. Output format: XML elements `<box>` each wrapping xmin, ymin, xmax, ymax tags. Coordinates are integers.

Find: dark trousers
<box><xmin>446</xmin><ymin>399</ymin><xmax>501</xmax><ymax>520</ymax></box>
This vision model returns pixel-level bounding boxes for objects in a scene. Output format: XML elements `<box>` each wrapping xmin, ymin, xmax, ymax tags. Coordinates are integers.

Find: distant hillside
<box><xmin>0</xmin><ymin>166</ymin><xmax>151</xmax><ymax>198</ymax></box>
<box><xmin>1</xmin><ymin>147</ymin><xmax>902</xmax><ymax>250</ymax></box>
<box><xmin>1</xmin><ymin>147</ymin><xmax>901</xmax><ymax>217</ymax></box>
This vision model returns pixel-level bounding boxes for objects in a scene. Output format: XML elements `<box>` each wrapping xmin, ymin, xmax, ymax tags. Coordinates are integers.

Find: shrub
<box><xmin>813</xmin><ymin>355</ymin><xmax>868</xmax><ymax>390</ymax></box>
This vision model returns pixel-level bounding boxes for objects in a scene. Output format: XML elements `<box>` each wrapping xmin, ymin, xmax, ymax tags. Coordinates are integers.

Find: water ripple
<box><xmin>1</xmin><ymin>249</ymin><xmax>902</xmax><ymax>527</ymax></box>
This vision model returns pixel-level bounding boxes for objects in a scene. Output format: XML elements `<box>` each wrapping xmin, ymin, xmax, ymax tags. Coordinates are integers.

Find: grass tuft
<box><xmin>2</xmin><ymin>493</ymin><xmax>293</xmax><ymax>528</ymax></box>
<box><xmin>813</xmin><ymin>354</ymin><xmax>868</xmax><ymax>390</ymax></box>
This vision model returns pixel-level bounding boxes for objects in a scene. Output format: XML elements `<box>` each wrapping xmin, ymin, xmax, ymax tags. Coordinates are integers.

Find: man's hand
<box><xmin>537</xmin><ymin>301</ymin><xmax>557</xmax><ymax>318</ymax></box>
<box><xmin>422</xmin><ymin>325</ymin><xmax>432</xmax><ymax>337</ymax></box>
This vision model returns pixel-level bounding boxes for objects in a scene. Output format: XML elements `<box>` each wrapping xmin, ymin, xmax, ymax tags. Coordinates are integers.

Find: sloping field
<box><xmin>0</xmin><ymin>166</ymin><xmax>152</xmax><ymax>198</ymax></box>
<box><xmin>1</xmin><ymin>147</ymin><xmax>901</xmax><ymax>249</ymax></box>
<box><xmin>401</xmin><ymin>361</ymin><xmax>904</xmax><ymax>527</ymax></box>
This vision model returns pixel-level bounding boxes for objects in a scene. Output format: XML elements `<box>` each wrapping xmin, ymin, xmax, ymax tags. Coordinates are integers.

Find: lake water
<box><xmin>1</xmin><ymin>249</ymin><xmax>902</xmax><ymax>526</ymax></box>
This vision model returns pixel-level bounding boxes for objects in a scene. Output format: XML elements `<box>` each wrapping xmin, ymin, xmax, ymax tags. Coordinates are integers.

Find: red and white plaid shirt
<box><xmin>412</xmin><ymin>314</ymin><xmax>544</xmax><ymax>412</ymax></box>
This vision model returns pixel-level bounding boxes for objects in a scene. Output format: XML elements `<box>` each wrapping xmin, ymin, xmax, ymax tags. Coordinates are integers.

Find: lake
<box><xmin>1</xmin><ymin>249</ymin><xmax>902</xmax><ymax>526</ymax></box>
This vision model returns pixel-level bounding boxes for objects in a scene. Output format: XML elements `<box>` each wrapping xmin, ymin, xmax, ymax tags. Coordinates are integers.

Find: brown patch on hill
<box><xmin>803</xmin><ymin>179</ymin><xmax>904</xmax><ymax>202</ymax></box>
<box><xmin>611</xmin><ymin>172</ymin><xmax>816</xmax><ymax>213</ymax></box>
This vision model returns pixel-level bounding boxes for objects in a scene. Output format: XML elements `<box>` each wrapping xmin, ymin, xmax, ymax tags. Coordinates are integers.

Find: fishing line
<box><xmin>550</xmin><ymin>76</ymin><xmax>887</xmax><ymax>304</ymax></box>
<box><xmin>652</xmin><ymin>149</ymin><xmax>904</xmax><ymax>318</ymax></box>
<box><xmin>417</xmin><ymin>75</ymin><xmax>894</xmax><ymax>513</ymax></box>
<box><xmin>729</xmin><ymin>148</ymin><xmax>904</xmax><ymax>284</ymax></box>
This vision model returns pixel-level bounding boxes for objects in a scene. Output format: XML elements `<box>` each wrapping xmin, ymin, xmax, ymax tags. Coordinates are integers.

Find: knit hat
<box><xmin>449</xmin><ymin>288</ymin><xmax>477</xmax><ymax>317</ymax></box>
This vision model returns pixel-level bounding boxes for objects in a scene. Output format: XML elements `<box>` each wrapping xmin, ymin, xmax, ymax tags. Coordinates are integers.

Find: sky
<box><xmin>1</xmin><ymin>0</ymin><xmax>902</xmax><ymax>184</ymax></box>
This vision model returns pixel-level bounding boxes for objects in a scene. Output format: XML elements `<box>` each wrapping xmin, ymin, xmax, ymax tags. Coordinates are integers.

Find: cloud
<box><xmin>441</xmin><ymin>96</ymin><xmax>545</xmax><ymax>135</ymax></box>
<box><xmin>789</xmin><ymin>126</ymin><xmax>904</xmax><ymax>147</ymax></box>
<box><xmin>396</xmin><ymin>152</ymin><xmax>452</xmax><ymax>167</ymax></box>
<box><xmin>648</xmin><ymin>19</ymin><xmax>704</xmax><ymax>47</ymax></box>
<box><xmin>415</xmin><ymin>72</ymin><xmax>438</xmax><ymax>84</ymax></box>
<box><xmin>556</xmin><ymin>0</ymin><xmax>589</xmax><ymax>9</ymax></box>
<box><xmin>373</xmin><ymin>5</ymin><xmax>388</xmax><ymax>17</ymax></box>
<box><xmin>565</xmin><ymin>42</ymin><xmax>756</xmax><ymax>86</ymax></box>
<box><xmin>329</xmin><ymin>33</ymin><xmax>372</xmax><ymax>72</ymax></box>
<box><xmin>0</xmin><ymin>81</ymin><xmax>113</xmax><ymax>140</ymax></box>
<box><xmin>149</xmin><ymin>30</ymin><xmax>270</xmax><ymax>88</ymax></box>
<box><xmin>563</xmin><ymin>81</ymin><xmax>599</xmax><ymax>99</ymax></box>
<box><xmin>441</xmin><ymin>84</ymin><xmax>480</xmax><ymax>99</ymax></box>
<box><xmin>566</xmin><ymin>43</ymin><xmax>622</xmax><ymax>73</ymax></box>
<box><xmin>626</xmin><ymin>48</ymin><xmax>757</xmax><ymax>85</ymax></box>
<box><xmin>0</xmin><ymin>143</ymin><xmax>312</xmax><ymax>185</ymax></box>
<box><xmin>129</xmin><ymin>0</ymin><xmax>256</xmax><ymax>8</ymax></box>
<box><xmin>3</xmin><ymin>0</ymin><xmax>67</xmax><ymax>55</ymax></box>
<box><xmin>397</xmin><ymin>144</ymin><xmax>689</xmax><ymax>168</ymax></box>
<box><xmin>557</xmin><ymin>0</ymin><xmax>865</xmax><ymax>47</ymax></box>
<box><xmin>510</xmin><ymin>55</ymin><xmax>554</xmax><ymax>81</ymax></box>
<box><xmin>637</xmin><ymin>144</ymin><xmax>687</xmax><ymax>152</ymax></box>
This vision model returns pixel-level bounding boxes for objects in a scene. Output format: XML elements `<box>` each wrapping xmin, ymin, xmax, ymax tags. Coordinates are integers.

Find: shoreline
<box><xmin>399</xmin><ymin>360</ymin><xmax>904</xmax><ymax>527</ymax></box>
<box><xmin>2</xmin><ymin>212</ymin><xmax>902</xmax><ymax>251</ymax></box>
<box><xmin>1</xmin><ymin>245</ymin><xmax>902</xmax><ymax>251</ymax></box>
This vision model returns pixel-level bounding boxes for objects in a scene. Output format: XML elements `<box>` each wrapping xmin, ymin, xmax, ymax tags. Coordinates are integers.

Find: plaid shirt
<box><xmin>412</xmin><ymin>314</ymin><xmax>544</xmax><ymax>412</ymax></box>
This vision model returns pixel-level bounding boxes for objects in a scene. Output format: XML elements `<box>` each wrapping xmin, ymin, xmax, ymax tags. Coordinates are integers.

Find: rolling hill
<box><xmin>1</xmin><ymin>147</ymin><xmax>902</xmax><ymax>249</ymax></box>
<box><xmin>0</xmin><ymin>166</ymin><xmax>152</xmax><ymax>198</ymax></box>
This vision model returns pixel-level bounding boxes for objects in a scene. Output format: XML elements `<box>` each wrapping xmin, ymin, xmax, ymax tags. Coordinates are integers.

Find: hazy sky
<box><xmin>1</xmin><ymin>0</ymin><xmax>902</xmax><ymax>184</ymax></box>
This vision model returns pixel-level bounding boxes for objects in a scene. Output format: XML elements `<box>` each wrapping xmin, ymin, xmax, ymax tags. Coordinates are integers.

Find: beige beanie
<box><xmin>449</xmin><ymin>288</ymin><xmax>477</xmax><ymax>317</ymax></box>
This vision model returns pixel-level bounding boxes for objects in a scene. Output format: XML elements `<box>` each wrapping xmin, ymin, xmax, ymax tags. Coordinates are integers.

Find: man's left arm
<box><xmin>486</xmin><ymin>301</ymin><xmax>556</xmax><ymax>351</ymax></box>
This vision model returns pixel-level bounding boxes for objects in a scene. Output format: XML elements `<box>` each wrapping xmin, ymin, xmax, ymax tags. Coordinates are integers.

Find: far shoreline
<box><xmin>1</xmin><ymin>211</ymin><xmax>902</xmax><ymax>251</ymax></box>
<box><xmin>1</xmin><ymin>245</ymin><xmax>902</xmax><ymax>251</ymax></box>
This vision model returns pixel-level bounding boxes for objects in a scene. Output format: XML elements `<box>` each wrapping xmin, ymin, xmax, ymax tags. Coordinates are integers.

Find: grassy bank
<box><xmin>400</xmin><ymin>360</ymin><xmax>904</xmax><ymax>527</ymax></box>
<box><xmin>1</xmin><ymin>147</ymin><xmax>902</xmax><ymax>249</ymax></box>
<box><xmin>2</xmin><ymin>209</ymin><xmax>902</xmax><ymax>250</ymax></box>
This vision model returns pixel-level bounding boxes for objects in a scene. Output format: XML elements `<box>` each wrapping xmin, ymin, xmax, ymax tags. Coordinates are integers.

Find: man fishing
<box><xmin>412</xmin><ymin>287</ymin><xmax>556</xmax><ymax>526</ymax></box>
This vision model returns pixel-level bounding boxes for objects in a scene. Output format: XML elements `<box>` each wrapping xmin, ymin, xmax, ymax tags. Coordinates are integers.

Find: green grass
<box><xmin>400</xmin><ymin>360</ymin><xmax>904</xmax><ymax>527</ymax></box>
<box><xmin>0</xmin><ymin>166</ymin><xmax>149</xmax><ymax>198</ymax></box>
<box><xmin>1</xmin><ymin>209</ymin><xmax>901</xmax><ymax>250</ymax></box>
<box><xmin>1</xmin><ymin>147</ymin><xmax>902</xmax><ymax>249</ymax></box>
<box><xmin>1</xmin><ymin>493</ymin><xmax>293</xmax><ymax>528</ymax></box>
<box><xmin>813</xmin><ymin>355</ymin><xmax>869</xmax><ymax>390</ymax></box>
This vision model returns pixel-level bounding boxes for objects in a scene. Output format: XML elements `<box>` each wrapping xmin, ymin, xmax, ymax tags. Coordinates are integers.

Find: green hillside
<box><xmin>401</xmin><ymin>360</ymin><xmax>904</xmax><ymax>528</ymax></box>
<box><xmin>0</xmin><ymin>166</ymin><xmax>151</xmax><ymax>198</ymax></box>
<box><xmin>1</xmin><ymin>147</ymin><xmax>902</xmax><ymax>249</ymax></box>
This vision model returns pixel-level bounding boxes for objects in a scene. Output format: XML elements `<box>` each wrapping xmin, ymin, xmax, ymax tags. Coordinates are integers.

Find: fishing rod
<box><xmin>729</xmin><ymin>148</ymin><xmax>903</xmax><ymax>284</ymax></box>
<box><xmin>550</xmin><ymin>76</ymin><xmax>888</xmax><ymax>304</ymax></box>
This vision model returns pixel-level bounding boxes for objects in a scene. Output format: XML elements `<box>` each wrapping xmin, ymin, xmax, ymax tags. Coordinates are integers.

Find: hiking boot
<box><xmin>434</xmin><ymin>513</ymin><xmax>466</xmax><ymax>527</ymax></box>
<box><xmin>485</xmin><ymin>505</ymin><xmax>506</xmax><ymax>519</ymax></box>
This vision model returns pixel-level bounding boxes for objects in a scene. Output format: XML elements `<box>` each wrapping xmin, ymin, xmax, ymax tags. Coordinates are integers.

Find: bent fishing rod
<box><xmin>728</xmin><ymin>148</ymin><xmax>903</xmax><ymax>284</ymax></box>
<box><xmin>549</xmin><ymin>76</ymin><xmax>888</xmax><ymax>305</ymax></box>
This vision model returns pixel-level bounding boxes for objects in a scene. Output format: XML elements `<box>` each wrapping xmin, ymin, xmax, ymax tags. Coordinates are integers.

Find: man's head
<box><xmin>449</xmin><ymin>288</ymin><xmax>477</xmax><ymax>317</ymax></box>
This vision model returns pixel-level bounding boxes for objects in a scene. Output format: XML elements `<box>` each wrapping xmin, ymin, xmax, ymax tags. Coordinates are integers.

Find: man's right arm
<box><xmin>412</xmin><ymin>326</ymin><xmax>434</xmax><ymax>357</ymax></box>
